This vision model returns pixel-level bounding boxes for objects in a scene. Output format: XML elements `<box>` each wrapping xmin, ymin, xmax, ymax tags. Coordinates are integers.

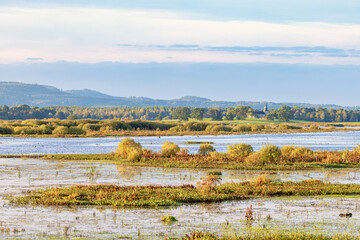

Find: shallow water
<box><xmin>1</xmin><ymin>131</ymin><xmax>360</xmax><ymax>155</ymax></box>
<box><xmin>2</xmin><ymin>158</ymin><xmax>360</xmax><ymax>196</ymax></box>
<box><xmin>1</xmin><ymin>158</ymin><xmax>360</xmax><ymax>238</ymax></box>
<box><xmin>2</xmin><ymin>195</ymin><xmax>360</xmax><ymax>239</ymax></box>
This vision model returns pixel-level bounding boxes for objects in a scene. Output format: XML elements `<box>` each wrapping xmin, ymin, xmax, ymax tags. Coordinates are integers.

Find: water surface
<box><xmin>1</xmin><ymin>131</ymin><xmax>360</xmax><ymax>155</ymax></box>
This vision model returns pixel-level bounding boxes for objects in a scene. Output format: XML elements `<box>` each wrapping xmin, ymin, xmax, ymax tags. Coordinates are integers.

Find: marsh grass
<box><xmin>181</xmin><ymin>230</ymin><xmax>356</xmax><ymax>240</ymax></box>
<box><xmin>186</xmin><ymin>141</ymin><xmax>214</xmax><ymax>145</ymax></box>
<box><xmin>10</xmin><ymin>180</ymin><xmax>360</xmax><ymax>208</ymax></box>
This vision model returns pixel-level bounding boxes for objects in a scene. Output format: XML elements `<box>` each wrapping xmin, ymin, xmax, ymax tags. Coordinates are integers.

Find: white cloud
<box><xmin>1</xmin><ymin>7</ymin><xmax>360</xmax><ymax>64</ymax></box>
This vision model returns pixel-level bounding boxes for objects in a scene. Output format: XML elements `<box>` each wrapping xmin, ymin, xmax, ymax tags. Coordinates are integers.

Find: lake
<box><xmin>1</xmin><ymin>131</ymin><xmax>360</xmax><ymax>155</ymax></box>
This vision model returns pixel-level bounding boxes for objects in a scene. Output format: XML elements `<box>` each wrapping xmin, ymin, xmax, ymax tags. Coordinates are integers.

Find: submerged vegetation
<box><xmin>10</xmin><ymin>179</ymin><xmax>360</xmax><ymax>207</ymax></box>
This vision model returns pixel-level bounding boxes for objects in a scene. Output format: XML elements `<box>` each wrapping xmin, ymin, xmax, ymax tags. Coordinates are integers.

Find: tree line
<box><xmin>1</xmin><ymin>104</ymin><xmax>360</xmax><ymax>122</ymax></box>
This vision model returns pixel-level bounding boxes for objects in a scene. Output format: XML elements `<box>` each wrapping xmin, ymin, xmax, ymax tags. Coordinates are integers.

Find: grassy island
<box><xmin>10</xmin><ymin>179</ymin><xmax>360</xmax><ymax>207</ymax></box>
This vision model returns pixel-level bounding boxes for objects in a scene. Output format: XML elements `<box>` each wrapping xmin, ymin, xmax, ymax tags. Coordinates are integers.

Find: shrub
<box><xmin>37</xmin><ymin>125</ymin><xmax>53</xmax><ymax>134</ymax></box>
<box><xmin>161</xmin><ymin>141</ymin><xmax>180</xmax><ymax>157</ymax></box>
<box><xmin>251</xmin><ymin>124</ymin><xmax>265</xmax><ymax>132</ymax></box>
<box><xmin>52</xmin><ymin>126</ymin><xmax>69</xmax><ymax>135</ymax></box>
<box><xmin>178</xmin><ymin>148</ymin><xmax>189</xmax><ymax>156</ymax></box>
<box><xmin>82</xmin><ymin>124</ymin><xmax>102</xmax><ymax>131</ymax></box>
<box><xmin>354</xmin><ymin>145</ymin><xmax>360</xmax><ymax>152</ymax></box>
<box><xmin>290</xmin><ymin>147</ymin><xmax>314</xmax><ymax>162</ymax></box>
<box><xmin>310</xmin><ymin>125</ymin><xmax>320</xmax><ymax>131</ymax></box>
<box><xmin>104</xmin><ymin>120</ymin><xmax>132</xmax><ymax>131</ymax></box>
<box><xmin>281</xmin><ymin>146</ymin><xmax>314</xmax><ymax>162</ymax></box>
<box><xmin>66</xmin><ymin>127</ymin><xmax>86</xmax><ymax>135</ymax></box>
<box><xmin>245</xmin><ymin>144</ymin><xmax>281</xmax><ymax>166</ymax></box>
<box><xmin>324</xmin><ymin>152</ymin><xmax>342</xmax><ymax>164</ymax></box>
<box><xmin>208</xmin><ymin>151</ymin><xmax>227</xmax><ymax>161</ymax></box>
<box><xmin>161</xmin><ymin>216</ymin><xmax>178</xmax><ymax>223</ymax></box>
<box><xmin>205</xmin><ymin>125</ymin><xmax>232</xmax><ymax>132</ymax></box>
<box><xmin>127</xmin><ymin>149</ymin><xmax>143</xmax><ymax>162</ymax></box>
<box><xmin>183</xmin><ymin>122</ymin><xmax>209</xmax><ymax>131</ymax></box>
<box><xmin>281</xmin><ymin>146</ymin><xmax>296</xmax><ymax>159</ymax></box>
<box><xmin>279</xmin><ymin>124</ymin><xmax>301</xmax><ymax>130</ymax></box>
<box><xmin>227</xmin><ymin>143</ymin><xmax>253</xmax><ymax>160</ymax></box>
<box><xmin>232</xmin><ymin>125</ymin><xmax>252</xmax><ymax>132</ymax></box>
<box><xmin>253</xmin><ymin>174</ymin><xmax>271</xmax><ymax>185</ymax></box>
<box><xmin>14</xmin><ymin>126</ymin><xmax>32</xmax><ymax>135</ymax></box>
<box><xmin>0</xmin><ymin>126</ymin><xmax>13</xmax><ymax>134</ymax></box>
<box><xmin>116</xmin><ymin>138</ymin><xmax>143</xmax><ymax>161</ymax></box>
<box><xmin>169</xmin><ymin>125</ymin><xmax>186</xmax><ymax>132</ymax></box>
<box><xmin>196</xmin><ymin>175</ymin><xmax>222</xmax><ymax>193</ymax></box>
<box><xmin>198</xmin><ymin>143</ymin><xmax>215</xmax><ymax>155</ymax></box>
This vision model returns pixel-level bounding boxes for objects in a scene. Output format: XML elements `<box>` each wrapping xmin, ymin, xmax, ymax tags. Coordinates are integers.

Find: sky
<box><xmin>1</xmin><ymin>0</ymin><xmax>360</xmax><ymax>105</ymax></box>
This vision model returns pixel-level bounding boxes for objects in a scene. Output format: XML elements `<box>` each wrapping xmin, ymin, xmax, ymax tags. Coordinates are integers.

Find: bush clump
<box><xmin>0</xmin><ymin>126</ymin><xmax>14</xmax><ymax>134</ymax></box>
<box><xmin>183</xmin><ymin>122</ymin><xmax>209</xmax><ymax>131</ymax></box>
<box><xmin>198</xmin><ymin>143</ymin><xmax>215</xmax><ymax>155</ymax></box>
<box><xmin>245</xmin><ymin>144</ymin><xmax>281</xmax><ymax>166</ymax></box>
<box><xmin>251</xmin><ymin>124</ymin><xmax>265</xmax><ymax>132</ymax></box>
<box><xmin>52</xmin><ymin>126</ymin><xmax>85</xmax><ymax>135</ymax></box>
<box><xmin>169</xmin><ymin>125</ymin><xmax>186</xmax><ymax>132</ymax></box>
<box><xmin>205</xmin><ymin>125</ymin><xmax>232</xmax><ymax>132</ymax></box>
<box><xmin>116</xmin><ymin>138</ymin><xmax>143</xmax><ymax>161</ymax></box>
<box><xmin>232</xmin><ymin>125</ymin><xmax>252</xmax><ymax>132</ymax></box>
<box><xmin>281</xmin><ymin>146</ymin><xmax>315</xmax><ymax>162</ymax></box>
<box><xmin>161</xmin><ymin>216</ymin><xmax>178</xmax><ymax>223</ymax></box>
<box><xmin>227</xmin><ymin>143</ymin><xmax>253</xmax><ymax>161</ymax></box>
<box><xmin>208</xmin><ymin>151</ymin><xmax>227</xmax><ymax>161</ymax></box>
<box><xmin>161</xmin><ymin>141</ymin><xmax>180</xmax><ymax>157</ymax></box>
<box><xmin>253</xmin><ymin>174</ymin><xmax>271</xmax><ymax>185</ymax></box>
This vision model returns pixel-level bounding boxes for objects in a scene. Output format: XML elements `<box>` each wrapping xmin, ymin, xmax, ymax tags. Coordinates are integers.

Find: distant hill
<box><xmin>65</xmin><ymin>89</ymin><xmax>113</xmax><ymax>99</ymax></box>
<box><xmin>0</xmin><ymin>82</ymin><xmax>356</xmax><ymax>109</ymax></box>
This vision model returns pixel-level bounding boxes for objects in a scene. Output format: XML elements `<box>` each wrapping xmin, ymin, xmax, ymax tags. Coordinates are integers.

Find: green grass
<box><xmin>10</xmin><ymin>180</ymin><xmax>360</xmax><ymax>207</ymax></box>
<box><xmin>185</xmin><ymin>141</ymin><xmax>214</xmax><ymax>145</ymax></box>
<box><xmin>181</xmin><ymin>230</ymin><xmax>356</xmax><ymax>240</ymax></box>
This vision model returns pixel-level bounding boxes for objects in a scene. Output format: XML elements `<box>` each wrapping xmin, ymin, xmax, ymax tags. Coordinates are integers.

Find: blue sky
<box><xmin>1</xmin><ymin>1</ymin><xmax>360</xmax><ymax>105</ymax></box>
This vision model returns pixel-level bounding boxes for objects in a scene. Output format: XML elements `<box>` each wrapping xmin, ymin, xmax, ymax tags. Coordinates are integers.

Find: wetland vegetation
<box><xmin>5</xmin><ymin>138</ymin><xmax>360</xmax><ymax>170</ymax></box>
<box><xmin>181</xmin><ymin>230</ymin><xmax>356</xmax><ymax>240</ymax></box>
<box><xmin>2</xmin><ymin>105</ymin><xmax>360</xmax><ymax>138</ymax></box>
<box><xmin>0</xmin><ymin>118</ymin><xmax>358</xmax><ymax>138</ymax></box>
<box><xmin>10</xmin><ymin>178</ymin><xmax>360</xmax><ymax>207</ymax></box>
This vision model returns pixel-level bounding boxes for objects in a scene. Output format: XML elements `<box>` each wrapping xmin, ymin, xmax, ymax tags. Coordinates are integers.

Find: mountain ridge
<box><xmin>0</xmin><ymin>82</ymin><xmax>356</xmax><ymax>110</ymax></box>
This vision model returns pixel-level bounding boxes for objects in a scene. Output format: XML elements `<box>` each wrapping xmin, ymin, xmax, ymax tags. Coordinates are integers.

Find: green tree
<box><xmin>277</xmin><ymin>106</ymin><xmax>292</xmax><ymax>122</ymax></box>
<box><xmin>266</xmin><ymin>109</ymin><xmax>277</xmax><ymax>121</ymax></box>
<box><xmin>225</xmin><ymin>107</ymin><xmax>235</xmax><ymax>120</ymax></box>
<box><xmin>191</xmin><ymin>108</ymin><xmax>205</xmax><ymax>120</ymax></box>
<box><xmin>234</xmin><ymin>106</ymin><xmax>250</xmax><ymax>120</ymax></box>
<box><xmin>172</xmin><ymin>107</ymin><xmax>191</xmax><ymax>121</ymax></box>
<box><xmin>208</xmin><ymin>108</ymin><xmax>223</xmax><ymax>121</ymax></box>
<box><xmin>156</xmin><ymin>113</ymin><xmax>163</xmax><ymax>121</ymax></box>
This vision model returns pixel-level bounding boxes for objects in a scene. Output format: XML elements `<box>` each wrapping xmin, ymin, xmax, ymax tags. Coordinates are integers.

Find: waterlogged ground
<box><xmin>1</xmin><ymin>131</ymin><xmax>360</xmax><ymax>155</ymax></box>
<box><xmin>2</xmin><ymin>158</ymin><xmax>360</xmax><ymax>238</ymax></box>
<box><xmin>2</xmin><ymin>197</ymin><xmax>360</xmax><ymax>239</ymax></box>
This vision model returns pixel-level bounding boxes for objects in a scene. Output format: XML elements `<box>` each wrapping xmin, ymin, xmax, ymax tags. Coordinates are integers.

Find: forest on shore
<box><xmin>1</xmin><ymin>104</ymin><xmax>360</xmax><ymax>122</ymax></box>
